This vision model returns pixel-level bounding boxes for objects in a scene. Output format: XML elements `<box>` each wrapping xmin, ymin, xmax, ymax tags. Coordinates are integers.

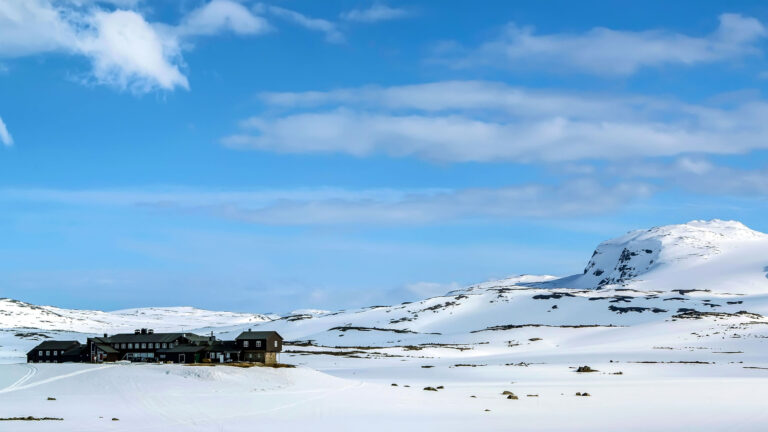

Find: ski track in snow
<box><xmin>0</xmin><ymin>363</ymin><xmax>37</xmax><ymax>392</ymax></box>
<box><xmin>0</xmin><ymin>364</ymin><xmax>113</xmax><ymax>394</ymax></box>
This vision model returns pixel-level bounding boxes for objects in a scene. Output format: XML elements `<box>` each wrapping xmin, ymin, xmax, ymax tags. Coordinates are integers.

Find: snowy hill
<box><xmin>1</xmin><ymin>220</ymin><xmax>768</xmax><ymax>430</ymax></box>
<box><xmin>0</xmin><ymin>298</ymin><xmax>274</xmax><ymax>333</ymax></box>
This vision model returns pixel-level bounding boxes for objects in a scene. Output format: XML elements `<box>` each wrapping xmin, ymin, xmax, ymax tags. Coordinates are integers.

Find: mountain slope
<box><xmin>0</xmin><ymin>298</ymin><xmax>273</xmax><ymax>333</ymax></box>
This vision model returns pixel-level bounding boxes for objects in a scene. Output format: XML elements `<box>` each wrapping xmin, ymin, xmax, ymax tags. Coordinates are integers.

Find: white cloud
<box><xmin>0</xmin><ymin>181</ymin><xmax>651</xmax><ymax>225</ymax></box>
<box><xmin>176</xmin><ymin>0</ymin><xmax>270</xmax><ymax>37</ymax></box>
<box><xmin>0</xmin><ymin>116</ymin><xmax>13</xmax><ymax>147</ymax></box>
<box><xmin>77</xmin><ymin>10</ymin><xmax>188</xmax><ymax>92</ymax></box>
<box><xmin>265</xmin><ymin>5</ymin><xmax>343</xmax><ymax>43</ymax></box>
<box><xmin>0</xmin><ymin>0</ymin><xmax>79</xmax><ymax>57</ymax></box>
<box><xmin>0</xmin><ymin>0</ymin><xmax>270</xmax><ymax>92</ymax></box>
<box><xmin>604</xmin><ymin>157</ymin><xmax>768</xmax><ymax>197</ymax></box>
<box><xmin>438</xmin><ymin>13</ymin><xmax>767</xmax><ymax>75</ymax></box>
<box><xmin>341</xmin><ymin>3</ymin><xmax>411</xmax><ymax>23</ymax></box>
<box><xmin>224</xmin><ymin>81</ymin><xmax>768</xmax><ymax>162</ymax></box>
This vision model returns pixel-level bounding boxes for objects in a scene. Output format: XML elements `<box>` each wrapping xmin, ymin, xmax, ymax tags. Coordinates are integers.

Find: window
<box><xmin>141</xmin><ymin>343</ymin><xmax>147</xmax><ymax>349</ymax></box>
<box><xmin>53</xmin><ymin>351</ymin><xmax>58</xmax><ymax>356</ymax></box>
<box><xmin>114</xmin><ymin>344</ymin><xmax>118</xmax><ymax>348</ymax></box>
<box><xmin>275</xmin><ymin>341</ymin><xmax>278</xmax><ymax>348</ymax></box>
<box><xmin>38</xmin><ymin>350</ymin><xmax>43</xmax><ymax>356</ymax></box>
<box><xmin>121</xmin><ymin>344</ymin><xmax>126</xmax><ymax>349</ymax></box>
<box><xmin>128</xmin><ymin>343</ymin><xmax>133</xmax><ymax>349</ymax></box>
<box><xmin>46</xmin><ymin>351</ymin><xmax>50</xmax><ymax>356</ymax></box>
<box><xmin>243</xmin><ymin>341</ymin><xmax>249</xmax><ymax>348</ymax></box>
<box><xmin>255</xmin><ymin>340</ymin><xmax>262</xmax><ymax>348</ymax></box>
<box><xmin>162</xmin><ymin>343</ymin><xmax>167</xmax><ymax>348</ymax></box>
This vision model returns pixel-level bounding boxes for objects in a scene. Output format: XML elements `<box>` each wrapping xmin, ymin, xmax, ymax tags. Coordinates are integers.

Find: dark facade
<box><xmin>28</xmin><ymin>329</ymin><xmax>283</xmax><ymax>365</ymax></box>
<box><xmin>236</xmin><ymin>330</ymin><xmax>283</xmax><ymax>365</ymax></box>
<box><xmin>27</xmin><ymin>340</ymin><xmax>81</xmax><ymax>363</ymax></box>
<box><xmin>100</xmin><ymin>329</ymin><xmax>194</xmax><ymax>362</ymax></box>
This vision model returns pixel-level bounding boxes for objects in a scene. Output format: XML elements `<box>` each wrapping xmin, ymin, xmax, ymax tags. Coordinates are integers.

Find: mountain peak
<box><xmin>570</xmin><ymin>220</ymin><xmax>765</xmax><ymax>289</ymax></box>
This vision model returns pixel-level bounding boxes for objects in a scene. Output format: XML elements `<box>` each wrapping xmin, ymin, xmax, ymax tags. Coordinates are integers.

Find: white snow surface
<box><xmin>2</xmin><ymin>220</ymin><xmax>768</xmax><ymax>430</ymax></box>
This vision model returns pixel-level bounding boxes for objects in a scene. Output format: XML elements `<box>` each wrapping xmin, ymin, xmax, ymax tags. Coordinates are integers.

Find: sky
<box><xmin>2</xmin><ymin>0</ymin><xmax>768</xmax><ymax>314</ymax></box>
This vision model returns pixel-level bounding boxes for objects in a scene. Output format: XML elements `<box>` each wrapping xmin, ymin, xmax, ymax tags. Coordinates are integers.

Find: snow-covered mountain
<box><xmin>205</xmin><ymin>220</ymin><xmax>767</xmax><ymax>350</ymax></box>
<box><xmin>2</xmin><ymin>219</ymin><xmax>767</xmax><ymax>361</ymax></box>
<box><xmin>0</xmin><ymin>298</ymin><xmax>274</xmax><ymax>333</ymax></box>
<box><xmin>3</xmin><ymin>220</ymin><xmax>767</xmax><ymax>432</ymax></box>
<box><xmin>544</xmin><ymin>219</ymin><xmax>768</xmax><ymax>293</ymax></box>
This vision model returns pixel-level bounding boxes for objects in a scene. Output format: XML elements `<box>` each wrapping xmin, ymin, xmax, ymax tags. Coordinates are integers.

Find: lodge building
<box><xmin>27</xmin><ymin>328</ymin><xmax>283</xmax><ymax>365</ymax></box>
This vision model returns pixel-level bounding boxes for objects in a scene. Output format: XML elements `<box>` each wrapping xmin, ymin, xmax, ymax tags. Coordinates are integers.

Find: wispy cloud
<box><xmin>0</xmin><ymin>0</ymin><xmax>269</xmax><ymax>93</ymax></box>
<box><xmin>224</xmin><ymin>80</ymin><xmax>768</xmax><ymax>163</ymax></box>
<box><xmin>0</xmin><ymin>116</ymin><xmax>13</xmax><ymax>147</ymax></box>
<box><xmin>435</xmin><ymin>13</ymin><xmax>767</xmax><ymax>75</ymax></box>
<box><xmin>340</xmin><ymin>3</ymin><xmax>411</xmax><ymax>23</ymax></box>
<box><xmin>0</xmin><ymin>181</ymin><xmax>651</xmax><ymax>225</ymax></box>
<box><xmin>604</xmin><ymin>157</ymin><xmax>768</xmax><ymax>197</ymax></box>
<box><xmin>176</xmin><ymin>0</ymin><xmax>270</xmax><ymax>37</ymax></box>
<box><xmin>264</xmin><ymin>5</ymin><xmax>343</xmax><ymax>43</ymax></box>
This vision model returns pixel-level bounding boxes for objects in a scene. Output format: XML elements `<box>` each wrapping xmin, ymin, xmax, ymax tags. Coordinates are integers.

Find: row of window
<box><xmin>111</xmin><ymin>342</ymin><xmax>176</xmax><ymax>350</ymax></box>
<box><xmin>242</xmin><ymin>340</ymin><xmax>265</xmax><ymax>348</ymax></box>
<box><xmin>38</xmin><ymin>350</ymin><xmax>60</xmax><ymax>356</ymax></box>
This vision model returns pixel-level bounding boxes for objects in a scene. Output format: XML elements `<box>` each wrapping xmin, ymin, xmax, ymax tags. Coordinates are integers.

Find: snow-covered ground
<box><xmin>2</xmin><ymin>220</ymin><xmax>768</xmax><ymax>430</ymax></box>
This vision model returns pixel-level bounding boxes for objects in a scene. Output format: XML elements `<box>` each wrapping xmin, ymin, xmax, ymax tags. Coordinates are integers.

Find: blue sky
<box><xmin>2</xmin><ymin>0</ymin><xmax>768</xmax><ymax>313</ymax></box>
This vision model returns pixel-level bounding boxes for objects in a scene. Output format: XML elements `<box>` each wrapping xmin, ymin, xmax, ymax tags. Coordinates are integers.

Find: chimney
<box><xmin>148</xmin><ymin>329</ymin><xmax>154</xmax><ymax>334</ymax></box>
<box><xmin>141</xmin><ymin>328</ymin><xmax>147</xmax><ymax>335</ymax></box>
<box><xmin>134</xmin><ymin>329</ymin><xmax>141</xmax><ymax>335</ymax></box>
<box><xmin>103</xmin><ymin>333</ymin><xmax>108</xmax><ymax>338</ymax></box>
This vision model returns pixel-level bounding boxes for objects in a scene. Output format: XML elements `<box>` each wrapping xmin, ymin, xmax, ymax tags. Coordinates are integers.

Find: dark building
<box><xmin>62</xmin><ymin>344</ymin><xmax>90</xmax><ymax>363</ymax></box>
<box><xmin>206</xmin><ymin>340</ymin><xmax>242</xmax><ymax>363</ymax></box>
<box><xmin>87</xmin><ymin>336</ymin><xmax>120</xmax><ymax>362</ymax></box>
<box><xmin>28</xmin><ymin>329</ymin><xmax>283</xmax><ymax>365</ymax></box>
<box><xmin>103</xmin><ymin>328</ymin><xmax>195</xmax><ymax>362</ymax></box>
<box><xmin>236</xmin><ymin>330</ymin><xmax>284</xmax><ymax>365</ymax></box>
<box><xmin>27</xmin><ymin>340</ymin><xmax>81</xmax><ymax>363</ymax></box>
<box><xmin>156</xmin><ymin>344</ymin><xmax>208</xmax><ymax>363</ymax></box>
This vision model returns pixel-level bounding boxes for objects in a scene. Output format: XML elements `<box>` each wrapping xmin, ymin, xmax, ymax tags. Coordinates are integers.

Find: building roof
<box><xmin>62</xmin><ymin>345</ymin><xmax>88</xmax><ymax>357</ymax></box>
<box><xmin>157</xmin><ymin>344</ymin><xmax>208</xmax><ymax>354</ymax></box>
<box><xmin>235</xmin><ymin>331</ymin><xmax>283</xmax><ymax>341</ymax></box>
<box><xmin>106</xmin><ymin>332</ymin><xmax>196</xmax><ymax>344</ymax></box>
<box><xmin>94</xmin><ymin>344</ymin><xmax>119</xmax><ymax>354</ymax></box>
<box><xmin>28</xmin><ymin>340</ymin><xmax>80</xmax><ymax>353</ymax></box>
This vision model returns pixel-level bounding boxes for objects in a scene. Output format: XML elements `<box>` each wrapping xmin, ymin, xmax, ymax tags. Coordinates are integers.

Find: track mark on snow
<box><xmin>1</xmin><ymin>364</ymin><xmax>37</xmax><ymax>392</ymax></box>
<box><xmin>0</xmin><ymin>365</ymin><xmax>114</xmax><ymax>394</ymax></box>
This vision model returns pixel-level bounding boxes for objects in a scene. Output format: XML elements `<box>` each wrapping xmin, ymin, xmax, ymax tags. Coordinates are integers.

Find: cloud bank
<box><xmin>0</xmin><ymin>181</ymin><xmax>651</xmax><ymax>225</ymax></box>
<box><xmin>436</xmin><ymin>13</ymin><xmax>766</xmax><ymax>75</ymax></box>
<box><xmin>222</xmin><ymin>80</ymin><xmax>768</xmax><ymax>162</ymax></box>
